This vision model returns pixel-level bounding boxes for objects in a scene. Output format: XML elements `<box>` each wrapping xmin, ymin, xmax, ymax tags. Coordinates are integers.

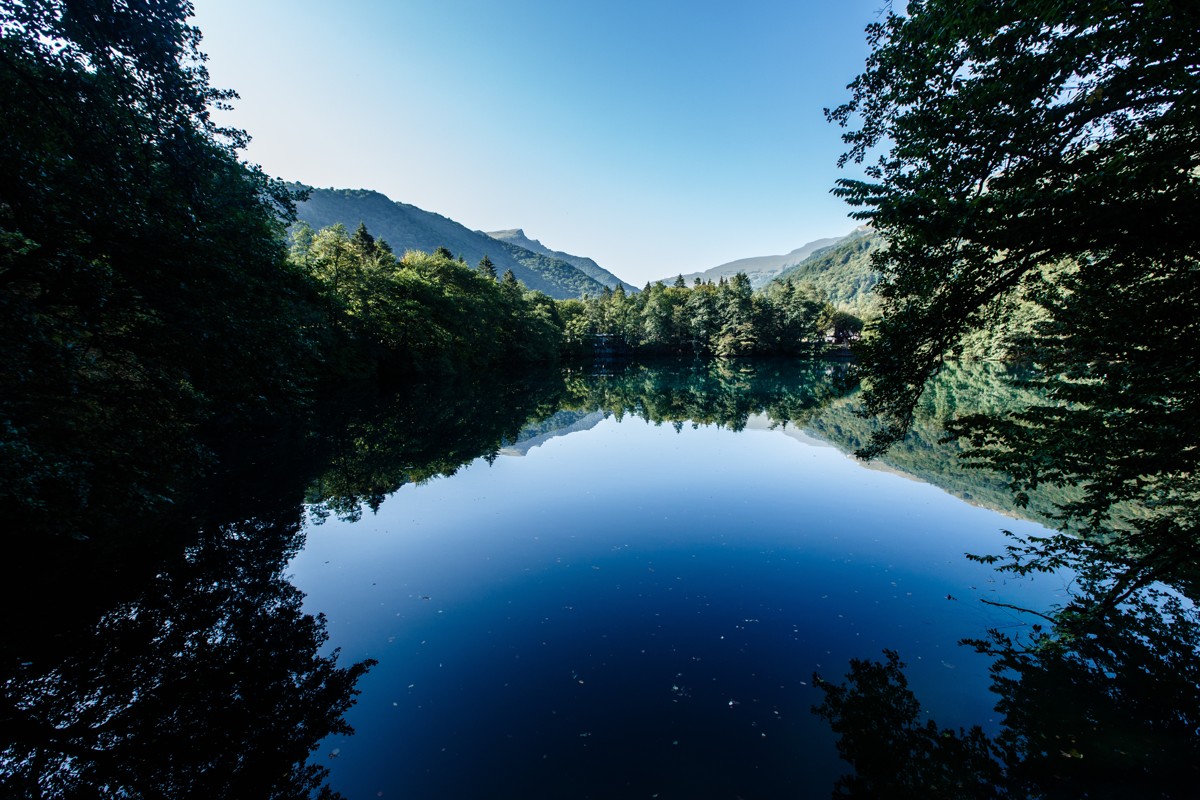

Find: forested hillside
<box><xmin>771</xmin><ymin>228</ymin><xmax>882</xmax><ymax>316</ymax></box>
<box><xmin>656</xmin><ymin>235</ymin><xmax>847</xmax><ymax>289</ymax></box>
<box><xmin>487</xmin><ymin>228</ymin><xmax>637</xmax><ymax>292</ymax></box>
<box><xmin>294</xmin><ymin>188</ymin><xmax>608</xmax><ymax>299</ymax></box>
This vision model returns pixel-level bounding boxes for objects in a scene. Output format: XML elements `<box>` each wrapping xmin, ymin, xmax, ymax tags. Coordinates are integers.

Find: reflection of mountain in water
<box><xmin>500</xmin><ymin>410</ymin><xmax>609</xmax><ymax>456</ymax></box>
<box><xmin>298</xmin><ymin>359</ymin><xmax>1062</xmax><ymax>530</ymax></box>
<box><xmin>741</xmin><ymin>413</ymin><xmax>835</xmax><ymax>449</ymax></box>
<box><xmin>726</xmin><ymin>411</ymin><xmax>1050</xmax><ymax>523</ymax></box>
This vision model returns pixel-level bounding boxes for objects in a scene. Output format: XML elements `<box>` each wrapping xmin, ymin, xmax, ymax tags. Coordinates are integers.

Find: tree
<box><xmin>829</xmin><ymin>310</ymin><xmax>863</xmax><ymax>344</ymax></box>
<box><xmin>351</xmin><ymin>221</ymin><xmax>376</xmax><ymax>258</ymax></box>
<box><xmin>813</xmin><ymin>650</ymin><xmax>1005</xmax><ymax>799</ymax></box>
<box><xmin>818</xmin><ymin>7</ymin><xmax>1200</xmax><ymax>791</ymax></box>
<box><xmin>828</xmin><ymin>0</ymin><xmax>1200</xmax><ymax>458</ymax></box>
<box><xmin>477</xmin><ymin>254</ymin><xmax>497</xmax><ymax>280</ymax></box>
<box><xmin>1</xmin><ymin>0</ymin><xmax>324</xmax><ymax>538</ymax></box>
<box><xmin>715</xmin><ymin>273</ymin><xmax>757</xmax><ymax>356</ymax></box>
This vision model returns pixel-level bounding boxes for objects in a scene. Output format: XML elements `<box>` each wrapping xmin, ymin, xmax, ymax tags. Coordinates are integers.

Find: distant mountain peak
<box><xmin>290</xmin><ymin>186</ymin><xmax>609</xmax><ymax>300</ymax></box>
<box><xmin>485</xmin><ymin>229</ymin><xmax>636</xmax><ymax>293</ymax></box>
<box><xmin>653</xmin><ymin>232</ymin><xmax>856</xmax><ymax>290</ymax></box>
<box><xmin>489</xmin><ymin>228</ymin><xmax>528</xmax><ymax>242</ymax></box>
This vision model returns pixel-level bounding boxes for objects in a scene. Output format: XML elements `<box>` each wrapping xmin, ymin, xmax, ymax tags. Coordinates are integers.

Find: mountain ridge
<box><xmin>291</xmin><ymin>187</ymin><xmax>610</xmax><ymax>300</ymax></box>
<box><xmin>486</xmin><ymin>229</ymin><xmax>636</xmax><ymax>293</ymax></box>
<box><xmin>771</xmin><ymin>227</ymin><xmax>882</xmax><ymax>316</ymax></box>
<box><xmin>653</xmin><ymin>233</ymin><xmax>854</xmax><ymax>290</ymax></box>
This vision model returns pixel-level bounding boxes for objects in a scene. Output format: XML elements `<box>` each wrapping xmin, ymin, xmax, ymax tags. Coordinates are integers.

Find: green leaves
<box><xmin>1</xmin><ymin>1</ymin><xmax>325</xmax><ymax>538</ymax></box>
<box><xmin>287</xmin><ymin>225</ymin><xmax>567</xmax><ymax>375</ymax></box>
<box><xmin>555</xmin><ymin>272</ymin><xmax>834</xmax><ymax>358</ymax></box>
<box><xmin>821</xmin><ymin>9</ymin><xmax>1200</xmax><ymax>791</ymax></box>
<box><xmin>833</xmin><ymin>0</ymin><xmax>1200</xmax><ymax>464</ymax></box>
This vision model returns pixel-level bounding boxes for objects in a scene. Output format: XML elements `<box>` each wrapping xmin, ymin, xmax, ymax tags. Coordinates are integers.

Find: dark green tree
<box><xmin>477</xmin><ymin>254</ymin><xmax>497</xmax><ymax>280</ymax></box>
<box><xmin>1</xmin><ymin>0</ymin><xmax>325</xmax><ymax>539</ymax></box>
<box><xmin>813</xmin><ymin>650</ymin><xmax>1005</xmax><ymax>799</ymax></box>
<box><xmin>829</xmin><ymin>310</ymin><xmax>863</xmax><ymax>343</ymax></box>
<box><xmin>827</xmin><ymin>0</ymin><xmax>1200</xmax><ymax>457</ymax></box>
<box><xmin>351</xmin><ymin>221</ymin><xmax>376</xmax><ymax>258</ymax></box>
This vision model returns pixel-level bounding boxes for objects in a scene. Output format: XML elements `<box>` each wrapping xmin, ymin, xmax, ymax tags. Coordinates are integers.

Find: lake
<box><xmin>23</xmin><ymin>358</ymin><xmax>1185</xmax><ymax>797</ymax></box>
<box><xmin>288</xmin><ymin>361</ymin><xmax>1063</xmax><ymax>799</ymax></box>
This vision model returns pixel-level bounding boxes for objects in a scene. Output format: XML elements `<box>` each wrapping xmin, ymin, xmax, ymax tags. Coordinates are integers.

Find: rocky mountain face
<box><xmin>486</xmin><ymin>229</ymin><xmax>637</xmax><ymax>293</ymax></box>
<box><xmin>292</xmin><ymin>187</ymin><xmax>610</xmax><ymax>300</ymax></box>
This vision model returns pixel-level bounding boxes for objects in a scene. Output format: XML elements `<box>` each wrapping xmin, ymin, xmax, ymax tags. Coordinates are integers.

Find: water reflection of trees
<box><xmin>305</xmin><ymin>369</ymin><xmax>571</xmax><ymax>522</ymax></box>
<box><xmin>28</xmin><ymin>354</ymin><xmax>1191</xmax><ymax>797</ymax></box>
<box><xmin>562</xmin><ymin>358</ymin><xmax>852</xmax><ymax>431</ymax></box>
<box><xmin>304</xmin><ymin>359</ymin><xmax>857</xmax><ymax>523</ymax></box>
<box><xmin>2</xmin><ymin>367</ymin><xmax>601</xmax><ymax>795</ymax></box>
<box><xmin>306</xmin><ymin>359</ymin><xmax>1070</xmax><ymax>530</ymax></box>
<box><xmin>1</xmin><ymin>511</ymin><xmax>373</xmax><ymax>799</ymax></box>
<box><xmin>815</xmin><ymin>533</ymin><xmax>1200</xmax><ymax>799</ymax></box>
<box><xmin>807</xmin><ymin>362</ymin><xmax>1079</xmax><ymax>526</ymax></box>
<box><xmin>814</xmin><ymin>357</ymin><xmax>1200</xmax><ymax>798</ymax></box>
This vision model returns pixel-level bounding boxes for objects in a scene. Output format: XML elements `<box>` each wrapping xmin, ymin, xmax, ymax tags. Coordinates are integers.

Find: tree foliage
<box><xmin>1</xmin><ymin>0</ymin><xmax>322</xmax><ymax>537</ymax></box>
<box><xmin>770</xmin><ymin>228</ymin><xmax>884</xmax><ymax>317</ymax></box>
<box><xmin>288</xmin><ymin>224</ymin><xmax>564</xmax><ymax>377</ymax></box>
<box><xmin>557</xmin><ymin>274</ymin><xmax>835</xmax><ymax>358</ymax></box>
<box><xmin>828</xmin><ymin>0</ymin><xmax>1200</xmax><ymax>457</ymax></box>
<box><xmin>816</xmin><ymin>5</ymin><xmax>1200</xmax><ymax>793</ymax></box>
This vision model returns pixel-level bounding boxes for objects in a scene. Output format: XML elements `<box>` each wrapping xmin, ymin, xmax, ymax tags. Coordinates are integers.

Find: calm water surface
<box><xmin>290</xmin><ymin>384</ymin><xmax>1061</xmax><ymax>799</ymax></box>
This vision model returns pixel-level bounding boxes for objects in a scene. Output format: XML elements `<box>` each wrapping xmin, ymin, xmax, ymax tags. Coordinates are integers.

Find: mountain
<box><xmin>499</xmin><ymin>410</ymin><xmax>608</xmax><ymax>456</ymax></box>
<box><xmin>486</xmin><ymin>229</ymin><xmax>637</xmax><ymax>293</ymax></box>
<box><xmin>292</xmin><ymin>187</ymin><xmax>608</xmax><ymax>300</ymax></box>
<box><xmin>772</xmin><ymin>227</ymin><xmax>882</xmax><ymax>316</ymax></box>
<box><xmin>654</xmin><ymin>234</ymin><xmax>848</xmax><ymax>290</ymax></box>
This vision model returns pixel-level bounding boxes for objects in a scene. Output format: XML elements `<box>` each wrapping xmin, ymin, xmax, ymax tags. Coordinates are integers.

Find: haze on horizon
<box><xmin>193</xmin><ymin>0</ymin><xmax>884</xmax><ymax>286</ymax></box>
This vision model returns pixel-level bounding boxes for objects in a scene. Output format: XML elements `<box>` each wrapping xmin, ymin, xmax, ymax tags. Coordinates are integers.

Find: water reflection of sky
<box><xmin>289</xmin><ymin>414</ymin><xmax>1064</xmax><ymax>800</ymax></box>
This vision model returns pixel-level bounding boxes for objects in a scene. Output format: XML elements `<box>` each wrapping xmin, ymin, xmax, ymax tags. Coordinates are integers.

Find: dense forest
<box><xmin>813</xmin><ymin>1</ymin><xmax>1200</xmax><ymax>796</ymax></box>
<box><xmin>557</xmin><ymin>273</ymin><xmax>852</xmax><ymax>357</ymax></box>
<box><xmin>0</xmin><ymin>0</ymin><xmax>861</xmax><ymax>545</ymax></box>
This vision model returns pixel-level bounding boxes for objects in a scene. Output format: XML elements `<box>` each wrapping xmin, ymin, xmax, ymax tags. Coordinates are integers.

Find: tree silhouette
<box><xmin>0</xmin><ymin>513</ymin><xmax>374</xmax><ymax>799</ymax></box>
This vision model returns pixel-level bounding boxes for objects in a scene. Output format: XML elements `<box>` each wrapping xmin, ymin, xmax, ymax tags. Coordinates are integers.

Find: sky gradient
<box><xmin>192</xmin><ymin>0</ymin><xmax>886</xmax><ymax>285</ymax></box>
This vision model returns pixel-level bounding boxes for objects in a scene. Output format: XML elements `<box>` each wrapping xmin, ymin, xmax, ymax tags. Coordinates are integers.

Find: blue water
<box><xmin>289</xmin><ymin>412</ymin><xmax>1062</xmax><ymax>799</ymax></box>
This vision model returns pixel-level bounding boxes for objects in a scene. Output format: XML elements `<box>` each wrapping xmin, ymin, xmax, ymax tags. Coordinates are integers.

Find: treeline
<box><xmin>288</xmin><ymin>222</ymin><xmax>564</xmax><ymax>377</ymax></box>
<box><xmin>559</xmin><ymin>273</ymin><xmax>862</xmax><ymax>358</ymax></box>
<box><xmin>290</xmin><ymin>221</ymin><xmax>866</xmax><ymax>369</ymax></box>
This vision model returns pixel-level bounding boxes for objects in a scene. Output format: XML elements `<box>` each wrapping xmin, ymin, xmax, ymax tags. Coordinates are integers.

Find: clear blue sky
<box><xmin>192</xmin><ymin>0</ymin><xmax>885</xmax><ymax>285</ymax></box>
